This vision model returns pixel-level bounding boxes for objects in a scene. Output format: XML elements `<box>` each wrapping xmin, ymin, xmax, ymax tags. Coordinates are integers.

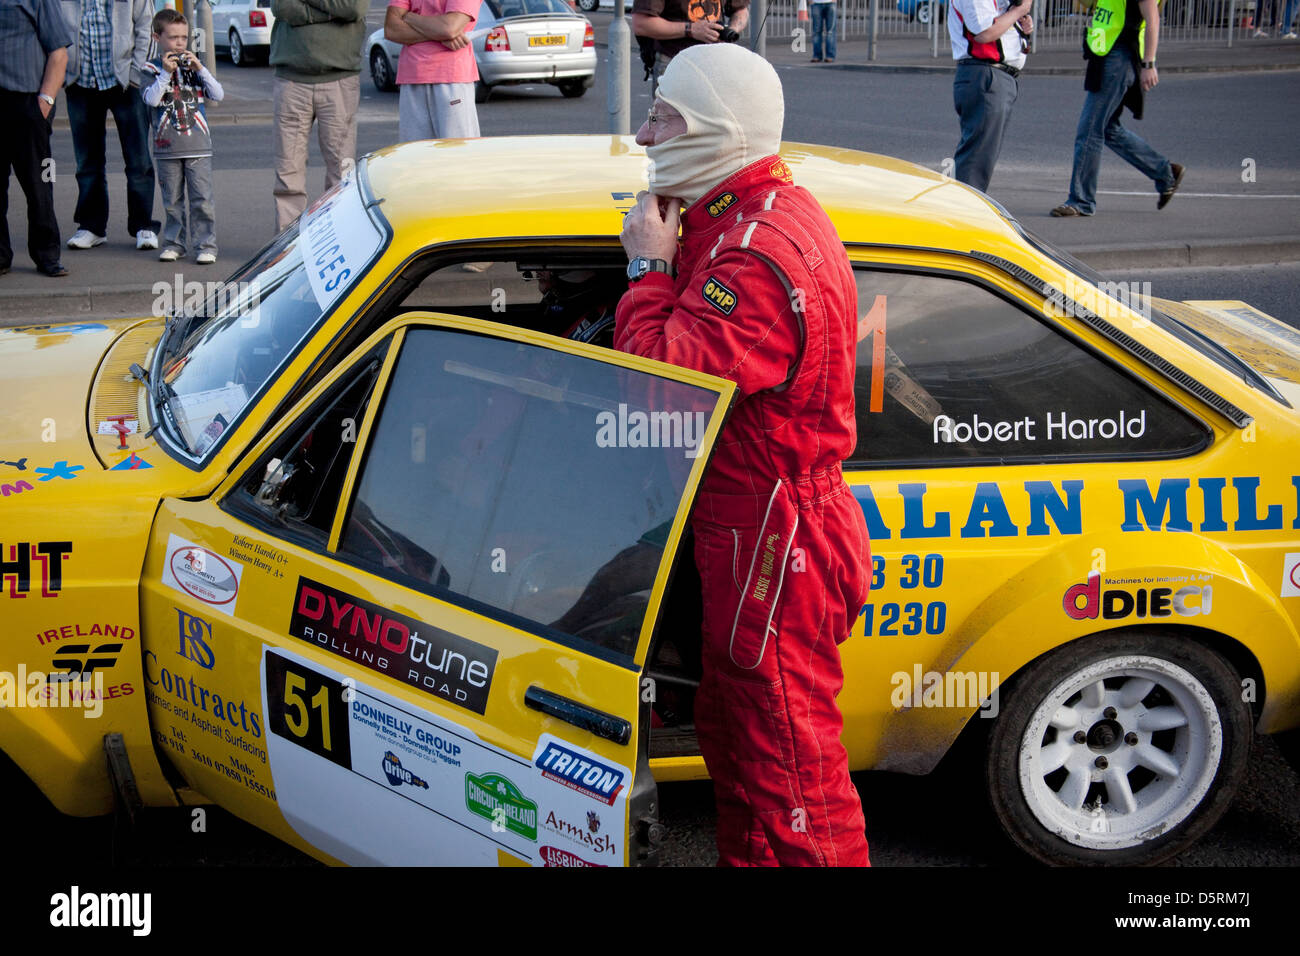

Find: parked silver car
<box><xmin>209</xmin><ymin>0</ymin><xmax>277</xmax><ymax>66</ymax></box>
<box><xmin>368</xmin><ymin>0</ymin><xmax>595</xmax><ymax>101</ymax></box>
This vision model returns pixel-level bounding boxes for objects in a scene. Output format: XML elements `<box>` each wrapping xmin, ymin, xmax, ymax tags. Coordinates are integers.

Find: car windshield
<box><xmin>489</xmin><ymin>0</ymin><xmax>574</xmax><ymax>16</ymax></box>
<box><xmin>155</xmin><ymin>174</ymin><xmax>387</xmax><ymax>460</ymax></box>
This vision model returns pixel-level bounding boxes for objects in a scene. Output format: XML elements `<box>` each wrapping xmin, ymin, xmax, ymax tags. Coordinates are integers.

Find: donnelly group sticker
<box><xmin>160</xmin><ymin>534</ymin><xmax>242</xmax><ymax>615</ymax></box>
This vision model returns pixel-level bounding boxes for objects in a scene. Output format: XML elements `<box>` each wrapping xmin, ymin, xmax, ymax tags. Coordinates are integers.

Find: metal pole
<box><xmin>869</xmin><ymin>0</ymin><xmax>878</xmax><ymax>59</ymax></box>
<box><xmin>930</xmin><ymin>0</ymin><xmax>939</xmax><ymax>56</ymax></box>
<box><xmin>609</xmin><ymin>0</ymin><xmax>631</xmax><ymax>134</ymax></box>
<box><xmin>183</xmin><ymin>0</ymin><xmax>196</xmax><ymax>46</ymax></box>
<box><xmin>753</xmin><ymin>0</ymin><xmax>766</xmax><ymax>57</ymax></box>
<box><xmin>1227</xmin><ymin>0</ymin><xmax>1236</xmax><ymax>48</ymax></box>
<box><xmin>197</xmin><ymin>0</ymin><xmax>216</xmax><ymax>73</ymax></box>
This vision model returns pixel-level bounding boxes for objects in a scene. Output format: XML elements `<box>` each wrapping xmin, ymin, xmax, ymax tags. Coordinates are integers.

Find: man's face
<box><xmin>157</xmin><ymin>22</ymin><xmax>190</xmax><ymax>56</ymax></box>
<box><xmin>635</xmin><ymin>99</ymin><xmax>688</xmax><ymax>147</ymax></box>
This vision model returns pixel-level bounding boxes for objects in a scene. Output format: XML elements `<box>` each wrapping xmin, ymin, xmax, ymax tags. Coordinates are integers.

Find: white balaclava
<box><xmin>647</xmin><ymin>44</ymin><xmax>785</xmax><ymax>206</ymax></box>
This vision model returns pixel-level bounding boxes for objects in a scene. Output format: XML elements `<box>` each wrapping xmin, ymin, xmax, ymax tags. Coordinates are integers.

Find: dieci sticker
<box><xmin>1282</xmin><ymin>553</ymin><xmax>1300</xmax><ymax>598</ymax></box>
<box><xmin>161</xmin><ymin>534</ymin><xmax>242</xmax><ymax>615</ymax></box>
<box><xmin>262</xmin><ymin>646</ymin><xmax>546</xmax><ymax>866</ymax></box>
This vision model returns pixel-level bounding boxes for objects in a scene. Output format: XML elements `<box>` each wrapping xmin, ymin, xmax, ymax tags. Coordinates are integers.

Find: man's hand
<box><xmin>1140</xmin><ymin>65</ymin><xmax>1158</xmax><ymax>91</ymax></box>
<box><xmin>441</xmin><ymin>30</ymin><xmax>470</xmax><ymax>49</ymax></box>
<box><xmin>686</xmin><ymin>18</ymin><xmax>723</xmax><ymax>42</ymax></box>
<box><xmin>621</xmin><ymin>190</ymin><xmax>681</xmax><ymax>263</ymax></box>
<box><xmin>38</xmin><ymin>97</ymin><xmax>52</xmax><ymax>118</ymax></box>
<box><xmin>1017</xmin><ymin>12</ymin><xmax>1034</xmax><ymax>33</ymax></box>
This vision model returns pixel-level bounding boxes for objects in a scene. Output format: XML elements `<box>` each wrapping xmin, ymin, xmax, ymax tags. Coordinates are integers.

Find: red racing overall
<box><xmin>616</xmin><ymin>156</ymin><xmax>871</xmax><ymax>866</ymax></box>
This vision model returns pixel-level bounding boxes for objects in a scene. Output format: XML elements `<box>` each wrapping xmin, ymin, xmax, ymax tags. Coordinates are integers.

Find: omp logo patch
<box><xmin>702</xmin><ymin>275</ymin><xmax>737</xmax><ymax>315</ymax></box>
<box><xmin>707</xmin><ymin>191</ymin><xmax>737</xmax><ymax>217</ymax></box>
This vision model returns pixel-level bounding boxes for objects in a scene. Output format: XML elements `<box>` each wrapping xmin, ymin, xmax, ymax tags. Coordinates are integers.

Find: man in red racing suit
<box><xmin>616</xmin><ymin>43</ymin><xmax>871</xmax><ymax>866</ymax></box>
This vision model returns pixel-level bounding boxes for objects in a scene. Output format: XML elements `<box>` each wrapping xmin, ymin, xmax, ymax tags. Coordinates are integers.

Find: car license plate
<box><xmin>528</xmin><ymin>34</ymin><xmax>566</xmax><ymax>46</ymax></box>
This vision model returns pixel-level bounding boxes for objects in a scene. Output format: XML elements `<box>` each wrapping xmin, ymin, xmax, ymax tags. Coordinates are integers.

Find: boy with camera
<box><xmin>141</xmin><ymin>9</ymin><xmax>224</xmax><ymax>264</ymax></box>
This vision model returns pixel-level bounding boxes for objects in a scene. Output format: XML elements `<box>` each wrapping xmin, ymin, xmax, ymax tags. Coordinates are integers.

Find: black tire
<box><xmin>1276</xmin><ymin>727</ymin><xmax>1300</xmax><ymax>775</ymax></box>
<box><xmin>985</xmin><ymin>631</ymin><xmax>1252</xmax><ymax>865</ymax></box>
<box><xmin>475</xmin><ymin>79</ymin><xmax>491</xmax><ymax>103</ymax></box>
<box><xmin>558</xmin><ymin>78</ymin><xmax>587</xmax><ymax>98</ymax></box>
<box><xmin>577</xmin><ymin>0</ymin><xmax>598</xmax><ymax>10</ymax></box>
<box><xmin>370</xmin><ymin>47</ymin><xmax>396</xmax><ymax>93</ymax></box>
<box><xmin>229</xmin><ymin>28</ymin><xmax>247</xmax><ymax>68</ymax></box>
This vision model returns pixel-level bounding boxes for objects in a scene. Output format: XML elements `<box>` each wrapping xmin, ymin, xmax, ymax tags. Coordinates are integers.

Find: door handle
<box><xmin>525</xmin><ymin>685</ymin><xmax>631</xmax><ymax>745</ymax></box>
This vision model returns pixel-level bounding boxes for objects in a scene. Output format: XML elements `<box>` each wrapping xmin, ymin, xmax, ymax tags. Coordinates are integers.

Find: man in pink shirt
<box><xmin>385</xmin><ymin>0</ymin><xmax>483</xmax><ymax>140</ymax></box>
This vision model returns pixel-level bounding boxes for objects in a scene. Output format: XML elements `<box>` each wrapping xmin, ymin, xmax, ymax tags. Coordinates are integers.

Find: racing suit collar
<box><xmin>680</xmin><ymin>155</ymin><xmax>796</xmax><ymax>241</ymax></box>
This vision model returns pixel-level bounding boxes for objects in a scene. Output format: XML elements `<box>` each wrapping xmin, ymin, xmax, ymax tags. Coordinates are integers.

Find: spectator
<box><xmin>1</xmin><ymin>0</ymin><xmax>72</xmax><ymax>277</ymax></box>
<box><xmin>1251</xmin><ymin>0</ymin><xmax>1277</xmax><ymax>36</ymax></box>
<box><xmin>384</xmin><ymin>0</ymin><xmax>482</xmax><ymax>142</ymax></box>
<box><xmin>269</xmin><ymin>0</ymin><xmax>370</xmax><ymax>231</ymax></box>
<box><xmin>141</xmin><ymin>9</ymin><xmax>224</xmax><ymax>264</ymax></box>
<box><xmin>809</xmin><ymin>0</ymin><xmax>836</xmax><ymax>63</ymax></box>
<box><xmin>632</xmin><ymin>0</ymin><xmax>750</xmax><ymax>92</ymax></box>
<box><xmin>60</xmin><ymin>0</ymin><xmax>160</xmax><ymax>252</ymax></box>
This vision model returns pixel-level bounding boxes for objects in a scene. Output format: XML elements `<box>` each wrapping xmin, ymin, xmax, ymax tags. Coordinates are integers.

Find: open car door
<box><xmin>139</xmin><ymin>314</ymin><xmax>734</xmax><ymax>866</ymax></box>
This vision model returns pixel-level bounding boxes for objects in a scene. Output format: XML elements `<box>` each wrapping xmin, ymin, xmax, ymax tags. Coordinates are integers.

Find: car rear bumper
<box><xmin>478</xmin><ymin>50</ymin><xmax>597</xmax><ymax>84</ymax></box>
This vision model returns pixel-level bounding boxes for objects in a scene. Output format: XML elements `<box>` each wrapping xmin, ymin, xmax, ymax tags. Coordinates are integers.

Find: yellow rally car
<box><xmin>2</xmin><ymin>137</ymin><xmax>1298</xmax><ymax>867</ymax></box>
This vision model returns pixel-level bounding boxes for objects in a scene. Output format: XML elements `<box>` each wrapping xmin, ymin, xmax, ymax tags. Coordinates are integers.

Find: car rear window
<box><xmin>488</xmin><ymin>0</ymin><xmax>575</xmax><ymax>16</ymax></box>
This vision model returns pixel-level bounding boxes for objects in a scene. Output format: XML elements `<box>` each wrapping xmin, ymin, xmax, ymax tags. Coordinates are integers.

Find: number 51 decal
<box><xmin>266</xmin><ymin>651</ymin><xmax>352</xmax><ymax>768</ymax></box>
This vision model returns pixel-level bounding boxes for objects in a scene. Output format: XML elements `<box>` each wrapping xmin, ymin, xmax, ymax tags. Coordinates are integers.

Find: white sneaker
<box><xmin>196</xmin><ymin>252</ymin><xmax>217</xmax><ymax>265</ymax></box>
<box><xmin>1252</xmin><ymin>28</ymin><xmax>1269</xmax><ymax>37</ymax></box>
<box><xmin>159</xmin><ymin>249</ymin><xmax>181</xmax><ymax>262</ymax></box>
<box><xmin>136</xmin><ymin>230</ymin><xmax>159</xmax><ymax>250</ymax></box>
<box><xmin>1285</xmin><ymin>31</ymin><xmax>1298</xmax><ymax>38</ymax></box>
<box><xmin>66</xmin><ymin>229</ymin><xmax>106</xmax><ymax>250</ymax></box>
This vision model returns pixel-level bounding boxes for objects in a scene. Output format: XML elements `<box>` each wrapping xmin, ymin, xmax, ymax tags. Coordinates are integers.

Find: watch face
<box><xmin>627</xmin><ymin>257</ymin><xmax>648</xmax><ymax>281</ymax></box>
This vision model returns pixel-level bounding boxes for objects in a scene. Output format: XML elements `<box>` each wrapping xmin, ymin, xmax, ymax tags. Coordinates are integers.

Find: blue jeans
<box><xmin>1066</xmin><ymin>47</ymin><xmax>1175</xmax><ymax>215</ymax></box>
<box><xmin>1282</xmin><ymin>0</ymin><xmax>1298</xmax><ymax>30</ymax></box>
<box><xmin>65</xmin><ymin>83</ymin><xmax>157</xmax><ymax>237</ymax></box>
<box><xmin>811</xmin><ymin>2</ymin><xmax>836</xmax><ymax>60</ymax></box>
<box><xmin>157</xmin><ymin>156</ymin><xmax>216</xmax><ymax>255</ymax></box>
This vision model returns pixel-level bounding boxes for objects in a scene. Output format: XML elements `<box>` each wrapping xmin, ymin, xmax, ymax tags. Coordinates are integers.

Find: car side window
<box><xmin>339</xmin><ymin>327</ymin><xmax>717</xmax><ymax>662</ymax></box>
<box><xmin>850</xmin><ymin>269</ymin><xmax>1210</xmax><ymax>466</ymax></box>
<box><xmin>223</xmin><ymin>341</ymin><xmax>387</xmax><ymax>548</ymax></box>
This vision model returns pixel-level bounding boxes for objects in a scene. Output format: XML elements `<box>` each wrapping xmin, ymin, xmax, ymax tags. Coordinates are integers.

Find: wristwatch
<box><xmin>684</xmin><ymin>21</ymin><xmax>690</xmax><ymax>37</ymax></box>
<box><xmin>37</xmin><ymin>93</ymin><xmax>55</xmax><ymax>107</ymax></box>
<box><xmin>627</xmin><ymin>257</ymin><xmax>675</xmax><ymax>282</ymax></box>
<box><xmin>1142</xmin><ymin>60</ymin><xmax>1156</xmax><ymax>69</ymax></box>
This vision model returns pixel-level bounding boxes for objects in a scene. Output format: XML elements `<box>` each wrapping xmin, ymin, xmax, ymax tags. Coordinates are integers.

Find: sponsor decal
<box><xmin>36</xmin><ymin>622</ymin><xmax>135</xmax><ymax>646</ymax></box>
<box><xmin>1</xmin><ymin>541</ymin><xmax>72</xmax><ymax>598</ymax></box>
<box><xmin>932</xmin><ymin>410</ymin><xmax>1148</xmax><ymax>445</ymax></box>
<box><xmin>0</xmin><ymin>667</ymin><xmax>112</xmax><ymax>717</ymax></box>
<box><xmin>109</xmin><ymin>454</ymin><xmax>153</xmax><ymax>471</ymax></box>
<box><xmin>1</xmin><ymin>480</ymin><xmax>33</xmax><ymax>497</ymax></box>
<box><xmin>48</xmin><ymin>643</ymin><xmax>122</xmax><ymax>682</ymax></box>
<box><xmin>34</xmin><ymin>461</ymin><xmax>84</xmax><ymax>481</ymax></box>
<box><xmin>289</xmin><ymin>577</ymin><xmax>497</xmax><ymax>714</ymax></box>
<box><xmin>466</xmin><ymin>772</ymin><xmax>538</xmax><ymax>840</ymax></box>
<box><xmin>701</xmin><ymin>275</ymin><xmax>737</xmax><ymax>315</ymax></box>
<box><xmin>1063</xmin><ymin>572</ymin><xmax>1213</xmax><ymax>621</ymax></box>
<box><xmin>161</xmin><ymin>534</ymin><xmax>242</xmax><ymax>614</ymax></box>
<box><xmin>175</xmin><ymin>608</ymin><xmax>216</xmax><ymax>669</ymax></box>
<box><xmin>706</xmin><ymin>191</ymin><xmax>738</xmax><ymax>217</ymax></box>
<box><xmin>542</xmin><ymin>808</ymin><xmax>617</xmax><ymax>856</ymax></box>
<box><xmin>853</xmin><ymin>476</ymin><xmax>1300</xmax><ymax>541</ymax></box>
<box><xmin>1281</xmin><ymin>553</ymin><xmax>1300</xmax><ymax>598</ymax></box>
<box><xmin>539</xmin><ymin>845</ymin><xmax>605</xmax><ymax>867</ymax></box>
<box><xmin>0</xmin><ymin>458</ymin><xmax>28</xmax><ymax>470</ymax></box>
<box><xmin>382</xmin><ymin>751</ymin><xmax>429</xmax><ymax>789</ymax></box>
<box><xmin>144</xmin><ymin>645</ymin><xmax>264</xmax><ymax>745</ymax></box>
<box><xmin>769</xmin><ymin>158</ymin><xmax>793</xmax><ymax>183</ymax></box>
<box><xmin>535</xmin><ymin>741</ymin><xmax>626</xmax><ymax>806</ymax></box>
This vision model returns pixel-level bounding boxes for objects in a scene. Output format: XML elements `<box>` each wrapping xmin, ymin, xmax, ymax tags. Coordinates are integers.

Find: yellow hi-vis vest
<box><xmin>1086</xmin><ymin>0</ymin><xmax>1145</xmax><ymax>59</ymax></box>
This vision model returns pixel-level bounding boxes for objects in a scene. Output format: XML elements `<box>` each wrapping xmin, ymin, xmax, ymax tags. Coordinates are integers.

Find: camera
<box><xmin>719</xmin><ymin>25</ymin><xmax>740</xmax><ymax>42</ymax></box>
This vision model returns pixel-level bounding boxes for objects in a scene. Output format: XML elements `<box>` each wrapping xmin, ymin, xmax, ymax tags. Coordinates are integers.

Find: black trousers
<box><xmin>0</xmin><ymin>89</ymin><xmax>61</xmax><ymax>270</ymax></box>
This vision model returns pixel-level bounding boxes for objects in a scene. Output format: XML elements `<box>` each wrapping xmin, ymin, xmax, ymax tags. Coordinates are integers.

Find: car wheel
<box><xmin>229</xmin><ymin>28</ymin><xmax>247</xmax><ymax>67</ymax></box>
<box><xmin>370</xmin><ymin>47</ymin><xmax>396</xmax><ymax>93</ymax></box>
<box><xmin>985</xmin><ymin>631</ymin><xmax>1251</xmax><ymax>865</ymax></box>
<box><xmin>475</xmin><ymin>79</ymin><xmax>491</xmax><ymax>104</ymax></box>
<box><xmin>577</xmin><ymin>0</ymin><xmax>599</xmax><ymax>10</ymax></box>
<box><xmin>557</xmin><ymin>78</ymin><xmax>587</xmax><ymax>98</ymax></box>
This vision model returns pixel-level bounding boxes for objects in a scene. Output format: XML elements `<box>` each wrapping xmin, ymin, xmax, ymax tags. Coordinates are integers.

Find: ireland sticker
<box><xmin>465</xmin><ymin>772</ymin><xmax>538</xmax><ymax>841</ymax></box>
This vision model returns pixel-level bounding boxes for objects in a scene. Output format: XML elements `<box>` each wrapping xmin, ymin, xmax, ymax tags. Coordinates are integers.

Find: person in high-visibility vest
<box><xmin>1050</xmin><ymin>0</ymin><xmax>1184</xmax><ymax>217</ymax></box>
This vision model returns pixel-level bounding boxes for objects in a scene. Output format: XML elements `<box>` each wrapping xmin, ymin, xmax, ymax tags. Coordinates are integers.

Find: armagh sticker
<box><xmin>1282</xmin><ymin>553</ymin><xmax>1300</xmax><ymax>598</ymax></box>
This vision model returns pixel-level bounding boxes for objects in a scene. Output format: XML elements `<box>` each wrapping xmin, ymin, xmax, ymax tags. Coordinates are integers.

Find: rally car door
<box><xmin>138</xmin><ymin>314</ymin><xmax>734</xmax><ymax>866</ymax></box>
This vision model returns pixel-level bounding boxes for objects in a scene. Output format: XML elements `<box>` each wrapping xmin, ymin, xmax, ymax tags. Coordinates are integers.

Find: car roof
<box><xmin>363</xmin><ymin>135</ymin><xmax>1033</xmax><ymax>263</ymax></box>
